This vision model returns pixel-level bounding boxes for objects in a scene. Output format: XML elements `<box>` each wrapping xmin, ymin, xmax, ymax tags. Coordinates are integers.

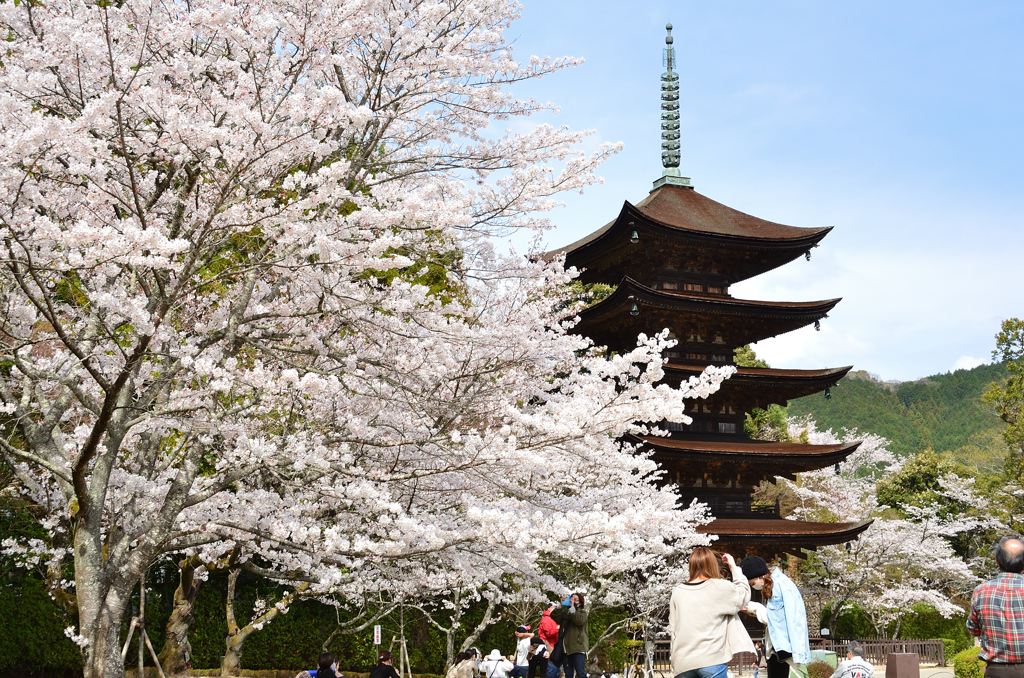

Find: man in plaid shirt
<box><xmin>968</xmin><ymin>537</ymin><xmax>1024</xmax><ymax>678</ymax></box>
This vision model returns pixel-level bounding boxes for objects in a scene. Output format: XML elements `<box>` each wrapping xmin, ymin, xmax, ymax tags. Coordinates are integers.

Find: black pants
<box><xmin>766</xmin><ymin>651</ymin><xmax>792</xmax><ymax>678</ymax></box>
<box><xmin>986</xmin><ymin>664</ymin><xmax>1024</xmax><ymax>678</ymax></box>
<box><xmin>528</xmin><ymin>657</ymin><xmax>549</xmax><ymax>678</ymax></box>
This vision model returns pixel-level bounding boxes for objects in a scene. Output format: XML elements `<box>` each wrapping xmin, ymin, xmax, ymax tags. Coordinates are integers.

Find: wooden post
<box><xmin>122</xmin><ymin>618</ymin><xmax>138</xmax><ymax>661</ymax></box>
<box><xmin>884</xmin><ymin>654</ymin><xmax>920</xmax><ymax>678</ymax></box>
<box><xmin>139</xmin><ymin>574</ymin><xmax>146</xmax><ymax>678</ymax></box>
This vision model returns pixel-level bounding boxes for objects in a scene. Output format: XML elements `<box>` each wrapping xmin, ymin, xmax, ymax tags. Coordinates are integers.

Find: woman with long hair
<box><xmin>740</xmin><ymin>557</ymin><xmax>810</xmax><ymax>678</ymax></box>
<box><xmin>669</xmin><ymin>547</ymin><xmax>754</xmax><ymax>678</ymax></box>
<box><xmin>315</xmin><ymin>652</ymin><xmax>340</xmax><ymax>678</ymax></box>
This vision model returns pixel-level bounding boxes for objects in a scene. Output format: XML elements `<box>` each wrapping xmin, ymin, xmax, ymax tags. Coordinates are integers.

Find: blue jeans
<box><xmin>676</xmin><ymin>665</ymin><xmax>728</xmax><ymax>678</ymax></box>
<box><xmin>564</xmin><ymin>653</ymin><xmax>587</xmax><ymax>678</ymax></box>
<box><xmin>546</xmin><ymin>662</ymin><xmax>561</xmax><ymax>678</ymax></box>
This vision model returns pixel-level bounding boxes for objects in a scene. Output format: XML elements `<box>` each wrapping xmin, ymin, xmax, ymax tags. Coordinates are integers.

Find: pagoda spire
<box><xmin>653</xmin><ymin>22</ymin><xmax>693</xmax><ymax>190</ymax></box>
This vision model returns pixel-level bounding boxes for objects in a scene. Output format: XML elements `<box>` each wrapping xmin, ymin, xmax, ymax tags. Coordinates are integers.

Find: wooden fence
<box><xmin>819</xmin><ymin>639</ymin><xmax>946</xmax><ymax>667</ymax></box>
<box><xmin>646</xmin><ymin>637</ymin><xmax>945</xmax><ymax>675</ymax></box>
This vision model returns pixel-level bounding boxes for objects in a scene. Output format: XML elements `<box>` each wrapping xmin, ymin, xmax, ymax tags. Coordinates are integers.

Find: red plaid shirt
<box><xmin>968</xmin><ymin>572</ymin><xmax>1024</xmax><ymax>663</ymax></box>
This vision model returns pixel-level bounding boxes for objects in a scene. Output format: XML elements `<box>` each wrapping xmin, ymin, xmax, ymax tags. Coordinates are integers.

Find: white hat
<box><xmin>488</xmin><ymin>650</ymin><xmax>503</xmax><ymax>661</ymax></box>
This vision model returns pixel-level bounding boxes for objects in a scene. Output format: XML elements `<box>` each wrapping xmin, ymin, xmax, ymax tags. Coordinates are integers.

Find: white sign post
<box><xmin>374</xmin><ymin>625</ymin><xmax>382</xmax><ymax>646</ymax></box>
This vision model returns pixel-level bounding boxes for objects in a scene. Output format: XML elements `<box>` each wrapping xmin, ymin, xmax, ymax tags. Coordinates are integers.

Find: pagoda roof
<box><xmin>700</xmin><ymin>517</ymin><xmax>872</xmax><ymax>554</ymax></box>
<box><xmin>575</xmin><ymin>278</ymin><xmax>840</xmax><ymax>350</ymax></box>
<box><xmin>661</xmin><ymin>364</ymin><xmax>853</xmax><ymax>406</ymax></box>
<box><xmin>549</xmin><ymin>185</ymin><xmax>832</xmax><ymax>286</ymax></box>
<box><xmin>635</xmin><ymin>184</ymin><xmax>830</xmax><ymax>241</ymax></box>
<box><xmin>641</xmin><ymin>436</ymin><xmax>860</xmax><ymax>478</ymax></box>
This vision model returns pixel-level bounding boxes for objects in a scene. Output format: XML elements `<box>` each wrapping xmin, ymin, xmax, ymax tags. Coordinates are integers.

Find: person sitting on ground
<box><xmin>297</xmin><ymin>651</ymin><xmax>343</xmax><ymax>678</ymax></box>
<box><xmin>586</xmin><ymin>657</ymin><xmax>602</xmax><ymax>678</ymax></box>
<box><xmin>527</xmin><ymin>636</ymin><xmax>551</xmax><ymax>678</ymax></box>
<box><xmin>456</xmin><ymin>649</ymin><xmax>482</xmax><ymax>678</ymax></box>
<box><xmin>370</xmin><ymin>651</ymin><xmax>402</xmax><ymax>678</ymax></box>
<box><xmin>480</xmin><ymin>649</ymin><xmax>515</xmax><ymax>678</ymax></box>
<box><xmin>447</xmin><ymin>651</ymin><xmax>470</xmax><ymax>678</ymax></box>
<box><xmin>827</xmin><ymin>642</ymin><xmax>873</xmax><ymax>678</ymax></box>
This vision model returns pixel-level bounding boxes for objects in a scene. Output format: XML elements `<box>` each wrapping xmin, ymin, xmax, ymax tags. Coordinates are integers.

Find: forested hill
<box><xmin>786</xmin><ymin>362</ymin><xmax>1010</xmax><ymax>465</ymax></box>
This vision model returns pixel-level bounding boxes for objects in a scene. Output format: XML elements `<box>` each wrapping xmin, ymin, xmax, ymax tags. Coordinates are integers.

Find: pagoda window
<box><xmin>665</xmin><ymin>350</ymin><xmax>680</xmax><ymax>359</ymax></box>
<box><xmin>686</xmin><ymin>352</ymin><xmax>707</xmax><ymax>361</ymax></box>
<box><xmin>711</xmin><ymin>353</ymin><xmax>729</xmax><ymax>362</ymax></box>
<box><xmin>708</xmin><ymin>285</ymin><xmax>727</xmax><ymax>295</ymax></box>
<box><xmin>724</xmin><ymin>500</ymin><xmax>746</xmax><ymax>514</ymax></box>
<box><xmin>718</xmin><ymin>422</ymin><xmax>738</xmax><ymax>434</ymax></box>
<box><xmin>661</xmin><ymin>420</ymin><xmax>686</xmax><ymax>432</ymax></box>
<box><xmin>690</xmin><ymin>421</ymin><xmax>713</xmax><ymax>433</ymax></box>
<box><xmin>683</xmin><ymin>282</ymin><xmax>702</xmax><ymax>292</ymax></box>
<box><xmin>661</xmin><ymin>281</ymin><xmax>679</xmax><ymax>290</ymax></box>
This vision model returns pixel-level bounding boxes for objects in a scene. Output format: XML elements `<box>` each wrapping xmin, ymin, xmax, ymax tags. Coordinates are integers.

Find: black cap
<box><xmin>740</xmin><ymin>556</ymin><xmax>770</xmax><ymax>580</ymax></box>
<box><xmin>516</xmin><ymin>625</ymin><xmax>531</xmax><ymax>634</ymax></box>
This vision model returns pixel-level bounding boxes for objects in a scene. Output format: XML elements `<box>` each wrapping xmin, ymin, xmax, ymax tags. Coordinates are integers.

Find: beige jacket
<box><xmin>668</xmin><ymin>563</ymin><xmax>754</xmax><ymax>674</ymax></box>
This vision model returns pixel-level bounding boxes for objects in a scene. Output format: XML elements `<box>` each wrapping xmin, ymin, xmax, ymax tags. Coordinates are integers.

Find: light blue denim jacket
<box><xmin>765</xmin><ymin>567</ymin><xmax>810</xmax><ymax>664</ymax></box>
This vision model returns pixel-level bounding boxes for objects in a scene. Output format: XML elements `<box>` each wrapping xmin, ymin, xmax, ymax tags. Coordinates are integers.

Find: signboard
<box><xmin>374</xmin><ymin>625</ymin><xmax>382</xmax><ymax>645</ymax></box>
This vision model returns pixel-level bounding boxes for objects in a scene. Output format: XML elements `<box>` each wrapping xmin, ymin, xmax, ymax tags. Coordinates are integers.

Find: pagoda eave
<box><xmin>550</xmin><ymin>198</ymin><xmax>832</xmax><ymax>287</ymax></box>
<box><xmin>662</xmin><ymin>364</ymin><xmax>853</xmax><ymax>405</ymax></box>
<box><xmin>701</xmin><ymin>518</ymin><xmax>873</xmax><ymax>556</ymax></box>
<box><xmin>643</xmin><ymin>437</ymin><xmax>860</xmax><ymax>463</ymax></box>
<box><xmin>574</xmin><ymin>278</ymin><xmax>839</xmax><ymax>351</ymax></box>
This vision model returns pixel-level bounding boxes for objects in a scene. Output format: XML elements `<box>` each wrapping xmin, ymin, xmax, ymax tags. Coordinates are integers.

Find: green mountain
<box><xmin>786</xmin><ymin>362</ymin><xmax>1010</xmax><ymax>467</ymax></box>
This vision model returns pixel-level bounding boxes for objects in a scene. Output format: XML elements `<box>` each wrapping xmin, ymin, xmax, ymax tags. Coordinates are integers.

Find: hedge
<box><xmin>952</xmin><ymin>647</ymin><xmax>984</xmax><ymax>678</ymax></box>
<box><xmin>1</xmin><ymin>565</ymin><xmax>632</xmax><ymax>676</ymax></box>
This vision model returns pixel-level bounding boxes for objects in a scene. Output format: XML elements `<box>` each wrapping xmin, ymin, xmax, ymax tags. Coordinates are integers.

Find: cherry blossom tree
<box><xmin>786</xmin><ymin>420</ymin><xmax>992</xmax><ymax>636</ymax></box>
<box><xmin>0</xmin><ymin>1</ymin><xmax>731</xmax><ymax>677</ymax></box>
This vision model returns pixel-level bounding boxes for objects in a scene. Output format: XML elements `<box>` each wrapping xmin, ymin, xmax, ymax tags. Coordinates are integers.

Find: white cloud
<box><xmin>951</xmin><ymin>356</ymin><xmax>986</xmax><ymax>372</ymax></box>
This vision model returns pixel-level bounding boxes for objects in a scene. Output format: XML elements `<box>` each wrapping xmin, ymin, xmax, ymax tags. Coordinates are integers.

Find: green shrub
<box><xmin>806</xmin><ymin>661</ymin><xmax>834</xmax><ymax>678</ymax></box>
<box><xmin>898</xmin><ymin>604</ymin><xmax>973</xmax><ymax>652</ymax></box>
<box><xmin>953</xmin><ymin>647</ymin><xmax>984</xmax><ymax>678</ymax></box>
<box><xmin>939</xmin><ymin>639</ymin><xmax>956</xmax><ymax>666</ymax></box>
<box><xmin>0</xmin><ymin>574</ymin><xmax>82</xmax><ymax>673</ymax></box>
<box><xmin>821</xmin><ymin>602</ymin><xmax>876</xmax><ymax>638</ymax></box>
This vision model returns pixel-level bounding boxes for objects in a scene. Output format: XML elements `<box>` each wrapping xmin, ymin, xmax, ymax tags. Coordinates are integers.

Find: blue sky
<box><xmin>506</xmin><ymin>0</ymin><xmax>1024</xmax><ymax>382</ymax></box>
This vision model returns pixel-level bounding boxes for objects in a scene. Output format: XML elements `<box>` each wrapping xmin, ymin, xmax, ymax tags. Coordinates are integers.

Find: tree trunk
<box><xmin>77</xmin><ymin>574</ymin><xmax>133</xmax><ymax>678</ymax></box>
<box><xmin>221</xmin><ymin>568</ymin><xmax>308</xmax><ymax>677</ymax></box>
<box><xmin>222</xmin><ymin>629</ymin><xmax>252</xmax><ymax>678</ymax></box>
<box><xmin>159</xmin><ymin>556</ymin><xmax>203</xmax><ymax>676</ymax></box>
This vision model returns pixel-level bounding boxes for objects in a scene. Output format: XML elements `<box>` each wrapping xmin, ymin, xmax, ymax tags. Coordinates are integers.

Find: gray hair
<box><xmin>848</xmin><ymin>642</ymin><xmax>864</xmax><ymax>657</ymax></box>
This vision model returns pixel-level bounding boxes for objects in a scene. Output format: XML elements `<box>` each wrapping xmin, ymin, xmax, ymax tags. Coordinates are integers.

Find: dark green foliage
<box><xmin>821</xmin><ymin>602</ymin><xmax>876</xmax><ymax>638</ymax></box>
<box><xmin>952</xmin><ymin>647</ymin><xmax>984</xmax><ymax>678</ymax></box>
<box><xmin>744</xmin><ymin>405</ymin><xmax>793</xmax><ymax>442</ymax></box>
<box><xmin>733</xmin><ymin>346</ymin><xmax>792</xmax><ymax>441</ymax></box>
<box><xmin>734</xmin><ymin>345</ymin><xmax>769</xmax><ymax>369</ymax></box>
<box><xmin>0</xmin><ymin>574</ymin><xmax>82</xmax><ymax>674</ymax></box>
<box><xmin>897</xmin><ymin>605</ymin><xmax>972</xmax><ymax>653</ymax></box>
<box><xmin>876</xmin><ymin>450</ymin><xmax>968</xmax><ymax>512</ymax></box>
<box><xmin>821</xmin><ymin>602</ymin><xmax>972</xmax><ymax>651</ymax></box>
<box><xmin>565</xmin><ymin>282</ymin><xmax>617</xmax><ymax>309</ymax></box>
<box><xmin>3</xmin><ymin>554</ymin><xmax>632</xmax><ymax>674</ymax></box>
<box><xmin>788</xmin><ymin>364</ymin><xmax>1010</xmax><ymax>461</ymax></box>
<box><xmin>983</xmin><ymin>318</ymin><xmax>1024</xmax><ymax>450</ymax></box>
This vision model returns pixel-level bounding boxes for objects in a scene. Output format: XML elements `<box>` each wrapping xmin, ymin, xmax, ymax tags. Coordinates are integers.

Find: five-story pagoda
<box><xmin>552</xmin><ymin>24</ymin><xmax>870</xmax><ymax>558</ymax></box>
